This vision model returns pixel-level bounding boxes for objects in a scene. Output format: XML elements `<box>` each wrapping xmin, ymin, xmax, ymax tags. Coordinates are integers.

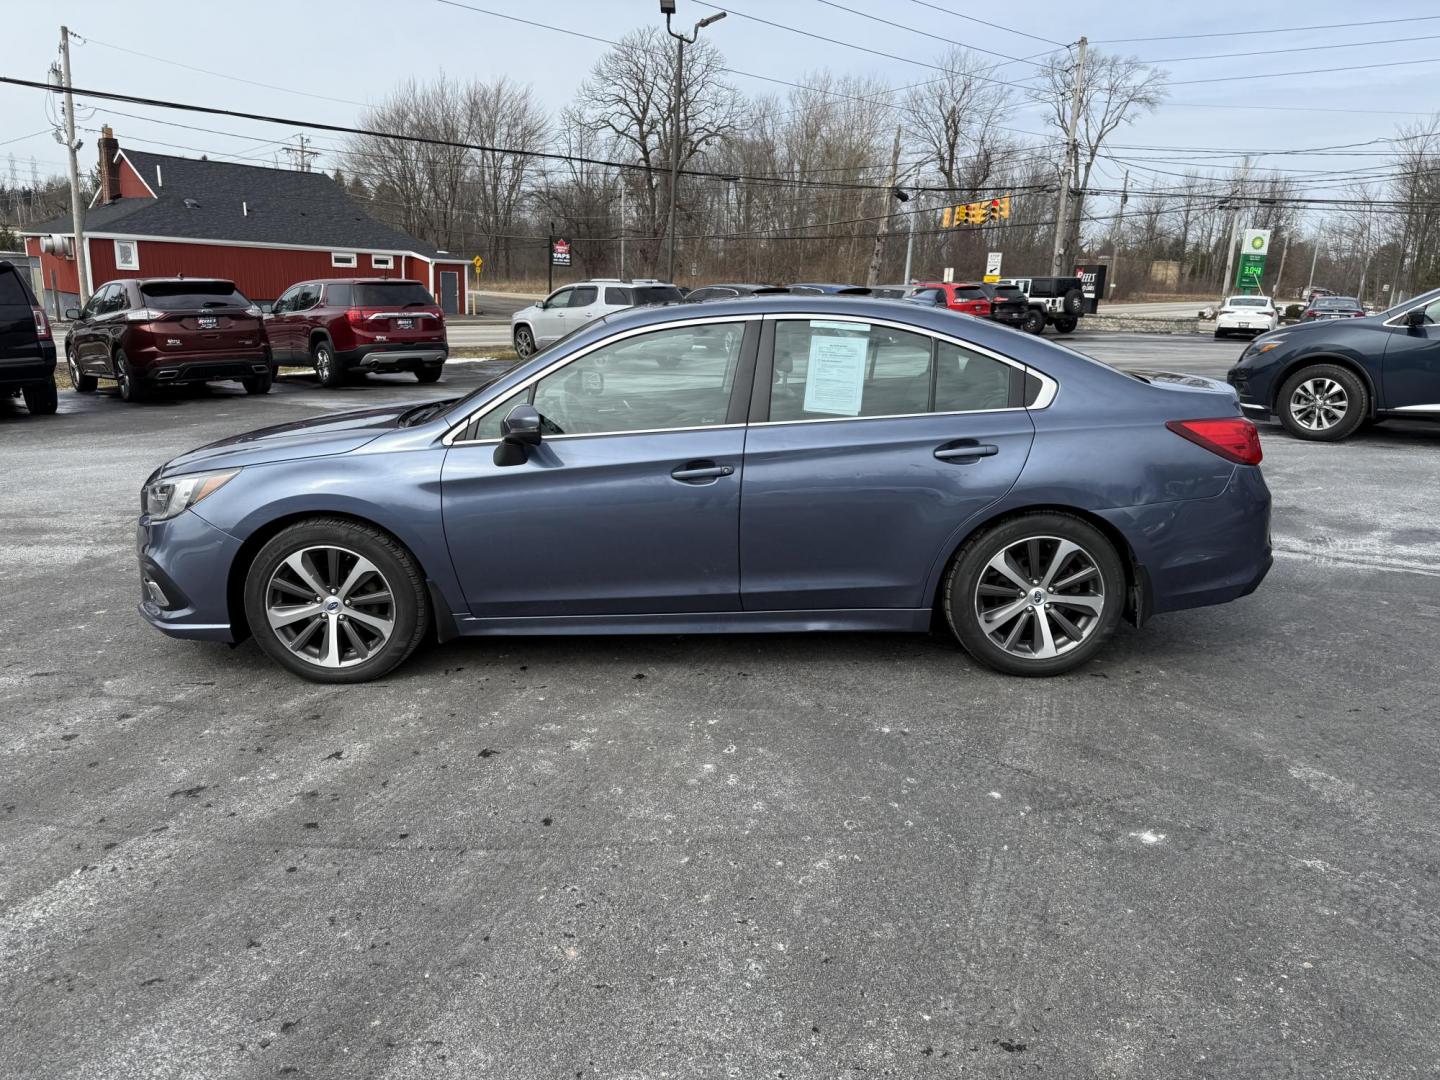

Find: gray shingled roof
<box><xmin>23</xmin><ymin>149</ymin><xmax>444</xmax><ymax>258</ymax></box>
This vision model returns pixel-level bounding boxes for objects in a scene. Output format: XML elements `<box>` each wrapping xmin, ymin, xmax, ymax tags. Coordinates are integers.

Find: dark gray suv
<box><xmin>0</xmin><ymin>260</ymin><xmax>57</xmax><ymax>415</ymax></box>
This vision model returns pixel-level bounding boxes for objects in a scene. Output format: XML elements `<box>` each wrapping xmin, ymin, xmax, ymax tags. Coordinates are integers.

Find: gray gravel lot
<box><xmin>2</xmin><ymin>333</ymin><xmax>1439</xmax><ymax>1079</ymax></box>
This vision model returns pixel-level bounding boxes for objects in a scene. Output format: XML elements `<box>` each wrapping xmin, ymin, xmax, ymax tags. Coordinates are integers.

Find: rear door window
<box><xmin>325</xmin><ymin>283</ymin><xmax>353</xmax><ymax>307</ymax></box>
<box><xmin>932</xmin><ymin>342</ymin><xmax>1014</xmax><ymax>413</ymax></box>
<box><xmin>569</xmin><ymin>286</ymin><xmax>599</xmax><ymax>308</ymax></box>
<box><xmin>769</xmin><ymin>320</ymin><xmax>932</xmax><ymax>422</ymax></box>
<box><xmin>605</xmin><ymin>287</ymin><xmax>632</xmax><ymax>305</ymax></box>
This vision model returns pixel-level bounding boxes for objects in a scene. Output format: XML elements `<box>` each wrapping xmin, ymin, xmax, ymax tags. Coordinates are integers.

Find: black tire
<box><xmin>242</xmin><ymin>517</ymin><xmax>430</xmax><ymax>684</ymax></box>
<box><xmin>67</xmin><ymin>349</ymin><xmax>97</xmax><ymax>393</ymax></box>
<box><xmin>242</xmin><ymin>366</ymin><xmax>274</xmax><ymax>395</ymax></box>
<box><xmin>1053</xmin><ymin>316</ymin><xmax>1078</xmax><ymax>334</ymax></box>
<box><xmin>1061</xmin><ymin>287</ymin><xmax>1084</xmax><ymax>316</ymax></box>
<box><xmin>1214</xmin><ymin>329</ymin><xmax>1228</xmax><ymax>339</ymax></box>
<box><xmin>313</xmin><ymin>339</ymin><xmax>343</xmax><ymax>388</ymax></box>
<box><xmin>513</xmin><ymin>324</ymin><xmax>536</xmax><ymax>358</ymax></box>
<box><xmin>943</xmin><ymin>512</ymin><xmax>1126</xmax><ymax>677</ymax></box>
<box><xmin>1020</xmin><ymin>308</ymin><xmax>1046</xmax><ymax>335</ymax></box>
<box><xmin>22</xmin><ymin>378</ymin><xmax>59</xmax><ymax>415</ymax></box>
<box><xmin>115</xmin><ymin>349</ymin><xmax>147</xmax><ymax>402</ymax></box>
<box><xmin>414</xmin><ymin>365</ymin><xmax>443</xmax><ymax>384</ymax></box>
<box><xmin>1276</xmin><ymin>363</ymin><xmax>1367</xmax><ymax>442</ymax></box>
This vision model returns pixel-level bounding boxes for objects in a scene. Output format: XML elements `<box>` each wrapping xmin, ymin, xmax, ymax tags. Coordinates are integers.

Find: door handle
<box><xmin>671</xmin><ymin>461</ymin><xmax>735</xmax><ymax>482</ymax></box>
<box><xmin>934</xmin><ymin>442</ymin><xmax>999</xmax><ymax>462</ymax></box>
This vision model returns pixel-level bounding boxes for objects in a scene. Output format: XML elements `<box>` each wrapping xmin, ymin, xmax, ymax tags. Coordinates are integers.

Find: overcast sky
<box><xmin>4</xmin><ymin>0</ymin><xmax>1439</xmax><ymax>224</ymax></box>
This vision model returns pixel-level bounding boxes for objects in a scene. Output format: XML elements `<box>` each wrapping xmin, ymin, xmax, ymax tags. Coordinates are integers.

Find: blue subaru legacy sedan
<box><xmin>136</xmin><ymin>296</ymin><xmax>1271</xmax><ymax>682</ymax></box>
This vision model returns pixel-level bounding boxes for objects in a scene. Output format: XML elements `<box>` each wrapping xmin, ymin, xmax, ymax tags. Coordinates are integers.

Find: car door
<box><xmin>739</xmin><ymin>315</ymin><xmax>1036</xmax><ymax>611</ymax></box>
<box><xmin>266</xmin><ymin>285</ymin><xmax>303</xmax><ymax>362</ymax></box>
<box><xmin>566</xmin><ymin>284</ymin><xmax>601</xmax><ymax>330</ymax></box>
<box><xmin>532</xmin><ymin>287</ymin><xmax>573</xmax><ymax>345</ymax></box>
<box><xmin>440</xmin><ymin>317</ymin><xmax>759</xmax><ymax>618</ymax></box>
<box><xmin>101</xmin><ymin>282</ymin><xmax>133</xmax><ymax>372</ymax></box>
<box><xmin>71</xmin><ymin>286</ymin><xmax>108</xmax><ymax>372</ymax></box>
<box><xmin>1381</xmin><ymin>294</ymin><xmax>1440</xmax><ymax>410</ymax></box>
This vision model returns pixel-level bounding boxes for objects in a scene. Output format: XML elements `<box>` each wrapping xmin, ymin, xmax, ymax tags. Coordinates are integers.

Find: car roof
<box><xmin>129</xmin><ymin>276</ymin><xmax>236</xmax><ymax>285</ymax></box>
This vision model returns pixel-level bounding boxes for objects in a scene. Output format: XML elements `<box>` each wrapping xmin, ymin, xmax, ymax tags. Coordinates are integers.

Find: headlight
<box><xmin>142</xmin><ymin>470</ymin><xmax>239</xmax><ymax>521</ymax></box>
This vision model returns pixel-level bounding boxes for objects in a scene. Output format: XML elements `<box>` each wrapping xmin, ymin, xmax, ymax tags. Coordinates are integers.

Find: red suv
<box><xmin>904</xmin><ymin>281</ymin><xmax>1030</xmax><ymax>329</ymax></box>
<box><xmin>265</xmin><ymin>278</ymin><xmax>448</xmax><ymax>386</ymax></box>
<box><xmin>65</xmin><ymin>278</ymin><xmax>271</xmax><ymax>402</ymax></box>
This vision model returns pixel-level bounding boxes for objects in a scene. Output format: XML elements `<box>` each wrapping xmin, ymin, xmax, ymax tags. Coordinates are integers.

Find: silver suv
<box><xmin>510</xmin><ymin>279</ymin><xmax>684</xmax><ymax>357</ymax></box>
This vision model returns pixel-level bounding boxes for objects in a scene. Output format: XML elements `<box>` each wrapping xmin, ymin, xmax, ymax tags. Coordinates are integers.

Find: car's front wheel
<box><xmin>1052</xmin><ymin>316</ymin><xmax>1078</xmax><ymax>334</ymax></box>
<box><xmin>243</xmin><ymin>518</ymin><xmax>430</xmax><ymax>683</ymax></box>
<box><xmin>1277</xmin><ymin>363</ymin><xmax>1367</xmax><ymax>441</ymax></box>
<box><xmin>944</xmin><ymin>513</ymin><xmax>1125</xmax><ymax>677</ymax></box>
<box><xmin>513</xmin><ymin>325</ymin><xmax>536</xmax><ymax>358</ymax></box>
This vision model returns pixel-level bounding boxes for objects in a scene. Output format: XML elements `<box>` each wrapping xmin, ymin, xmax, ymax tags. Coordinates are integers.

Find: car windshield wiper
<box><xmin>398</xmin><ymin>398</ymin><xmax>457</xmax><ymax>426</ymax></box>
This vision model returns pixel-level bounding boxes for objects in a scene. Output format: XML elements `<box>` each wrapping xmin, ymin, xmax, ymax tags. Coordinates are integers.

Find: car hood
<box><xmin>159</xmin><ymin>404</ymin><xmax>411</xmax><ymax>475</ymax></box>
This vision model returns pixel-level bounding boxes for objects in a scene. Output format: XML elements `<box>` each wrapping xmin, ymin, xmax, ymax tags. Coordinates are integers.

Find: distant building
<box><xmin>21</xmin><ymin>127</ymin><xmax>467</xmax><ymax>315</ymax></box>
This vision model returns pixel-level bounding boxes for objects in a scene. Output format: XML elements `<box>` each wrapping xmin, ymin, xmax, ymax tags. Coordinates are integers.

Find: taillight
<box><xmin>1166</xmin><ymin>418</ymin><xmax>1263</xmax><ymax>466</ymax></box>
<box><xmin>976</xmin><ymin>301</ymin><xmax>992</xmax><ymax>315</ymax></box>
<box><xmin>32</xmin><ymin>307</ymin><xmax>51</xmax><ymax>340</ymax></box>
<box><xmin>346</xmin><ymin>308</ymin><xmax>367</xmax><ymax>326</ymax></box>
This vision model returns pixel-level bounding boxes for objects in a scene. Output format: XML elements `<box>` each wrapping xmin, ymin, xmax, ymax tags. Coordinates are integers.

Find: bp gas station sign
<box><xmin>1236</xmin><ymin>229</ymin><xmax>1272</xmax><ymax>290</ymax></box>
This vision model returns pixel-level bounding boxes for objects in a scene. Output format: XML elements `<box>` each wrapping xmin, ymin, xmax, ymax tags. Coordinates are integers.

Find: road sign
<box><xmin>984</xmin><ymin>251</ymin><xmax>1002</xmax><ymax>283</ymax></box>
<box><xmin>1235</xmin><ymin>228</ymin><xmax>1271</xmax><ymax>290</ymax></box>
<box><xmin>551</xmin><ymin>239</ymin><xmax>571</xmax><ymax>267</ymax></box>
<box><xmin>472</xmin><ymin>255</ymin><xmax>484</xmax><ymax>274</ymax></box>
<box><xmin>942</xmin><ymin>266</ymin><xmax>954</xmax><ymax>283</ymax></box>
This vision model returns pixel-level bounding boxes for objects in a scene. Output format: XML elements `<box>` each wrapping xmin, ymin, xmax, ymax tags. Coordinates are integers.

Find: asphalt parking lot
<box><xmin>3</xmin><ymin>331</ymin><xmax>1438</xmax><ymax>1079</ymax></box>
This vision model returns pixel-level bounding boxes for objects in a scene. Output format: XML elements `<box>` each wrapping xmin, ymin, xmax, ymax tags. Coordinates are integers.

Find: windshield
<box><xmin>140</xmin><ymin>281</ymin><xmax>251</xmax><ymax>308</ymax></box>
<box><xmin>1379</xmin><ymin>285</ymin><xmax>1440</xmax><ymax>321</ymax></box>
<box><xmin>1227</xmin><ymin>297</ymin><xmax>1268</xmax><ymax>308</ymax></box>
<box><xmin>354</xmin><ymin>282</ymin><xmax>435</xmax><ymax>307</ymax></box>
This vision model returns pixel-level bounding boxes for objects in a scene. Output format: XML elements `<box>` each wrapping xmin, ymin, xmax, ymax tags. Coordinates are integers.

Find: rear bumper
<box><xmin>131</xmin><ymin>345</ymin><xmax>272</xmax><ymax>383</ymax></box>
<box><xmin>136</xmin><ymin>509</ymin><xmax>241</xmax><ymax>642</ymax></box>
<box><xmin>1100</xmin><ymin>465</ymin><xmax>1272</xmax><ymax>617</ymax></box>
<box><xmin>336</xmin><ymin>342</ymin><xmax>448</xmax><ymax>371</ymax></box>
<box><xmin>0</xmin><ymin>340</ymin><xmax>57</xmax><ymax>388</ymax></box>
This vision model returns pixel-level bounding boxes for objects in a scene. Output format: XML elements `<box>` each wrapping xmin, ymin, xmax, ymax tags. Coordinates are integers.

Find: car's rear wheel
<box><xmin>22</xmin><ymin>378</ymin><xmax>58</xmax><ymax>415</ymax></box>
<box><xmin>242</xmin><ymin>368</ymin><xmax>274</xmax><ymax>395</ymax></box>
<box><xmin>313</xmin><ymin>340</ymin><xmax>343</xmax><ymax>388</ymax></box>
<box><xmin>1277</xmin><ymin>363</ymin><xmax>1367</xmax><ymax>442</ymax></box>
<box><xmin>944</xmin><ymin>513</ymin><xmax>1125</xmax><ymax>677</ymax></box>
<box><xmin>243</xmin><ymin>518</ymin><xmax>429</xmax><ymax>684</ymax></box>
<box><xmin>67</xmin><ymin>350</ymin><xmax>97</xmax><ymax>393</ymax></box>
<box><xmin>513</xmin><ymin>325</ymin><xmax>536</xmax><ymax>358</ymax></box>
<box><xmin>415</xmin><ymin>365</ymin><xmax>443</xmax><ymax>384</ymax></box>
<box><xmin>1061</xmin><ymin>287</ymin><xmax>1085</xmax><ymax>316</ymax></box>
<box><xmin>1020</xmin><ymin>309</ymin><xmax>1046</xmax><ymax>335</ymax></box>
<box><xmin>1052</xmin><ymin>316</ymin><xmax>1078</xmax><ymax>334</ymax></box>
<box><xmin>1214</xmin><ymin>328</ymin><xmax>1228</xmax><ymax>339</ymax></box>
<box><xmin>115</xmin><ymin>349</ymin><xmax>147</xmax><ymax>402</ymax></box>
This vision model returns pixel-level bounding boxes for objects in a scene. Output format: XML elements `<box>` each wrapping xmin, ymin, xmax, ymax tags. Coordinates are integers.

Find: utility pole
<box><xmin>281</xmin><ymin>134</ymin><xmax>319</xmax><ymax>172</ymax></box>
<box><xmin>662</xmin><ymin>3</ymin><xmax>726</xmax><ymax>285</ymax></box>
<box><xmin>1273</xmin><ymin>231</ymin><xmax>1290</xmax><ymax>301</ymax></box>
<box><xmin>902</xmin><ymin>190</ymin><xmax>922</xmax><ymax>285</ymax></box>
<box><xmin>865</xmin><ymin>125</ymin><xmax>904</xmax><ymax>286</ymax></box>
<box><xmin>59</xmin><ymin>26</ymin><xmax>89</xmax><ymax>304</ymax></box>
<box><xmin>547</xmin><ymin>220</ymin><xmax>555</xmax><ymax>294</ymax></box>
<box><xmin>1050</xmin><ymin>36</ymin><xmax>1087</xmax><ymax>275</ymax></box>
<box><xmin>619</xmin><ymin>183</ymin><xmax>626</xmax><ymax>280</ymax></box>
<box><xmin>1109</xmin><ymin>168</ymin><xmax>1128</xmax><ymax>300</ymax></box>
<box><xmin>1305</xmin><ymin>233</ymin><xmax>1321</xmax><ymax>298</ymax></box>
<box><xmin>1219</xmin><ymin>205</ymin><xmax>1242</xmax><ymax>301</ymax></box>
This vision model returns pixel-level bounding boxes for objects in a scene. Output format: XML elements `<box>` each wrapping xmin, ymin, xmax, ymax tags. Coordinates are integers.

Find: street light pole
<box><xmin>662</xmin><ymin>2</ymin><xmax>725</xmax><ymax>285</ymax></box>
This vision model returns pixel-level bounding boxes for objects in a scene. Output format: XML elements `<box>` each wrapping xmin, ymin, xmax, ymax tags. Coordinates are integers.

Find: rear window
<box><xmin>605</xmin><ymin>287</ymin><xmax>632</xmax><ymax>305</ymax></box>
<box><xmin>140</xmin><ymin>280</ymin><xmax>250</xmax><ymax>308</ymax></box>
<box><xmin>353</xmin><ymin>282</ymin><xmax>435</xmax><ymax>307</ymax></box>
<box><xmin>992</xmin><ymin>287</ymin><xmax>1025</xmax><ymax>300</ymax></box>
<box><xmin>952</xmin><ymin>286</ymin><xmax>986</xmax><ymax>299</ymax></box>
<box><xmin>630</xmin><ymin>285</ymin><xmax>683</xmax><ymax>305</ymax></box>
<box><xmin>1315</xmin><ymin>297</ymin><xmax>1359</xmax><ymax>309</ymax></box>
<box><xmin>1229</xmin><ymin>298</ymin><xmax>1268</xmax><ymax>308</ymax></box>
<box><xmin>0</xmin><ymin>267</ymin><xmax>33</xmax><ymax>308</ymax></box>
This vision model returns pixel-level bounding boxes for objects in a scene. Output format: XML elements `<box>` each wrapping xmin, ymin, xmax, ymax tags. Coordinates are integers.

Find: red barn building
<box><xmin>22</xmin><ymin>127</ymin><xmax>469</xmax><ymax>315</ymax></box>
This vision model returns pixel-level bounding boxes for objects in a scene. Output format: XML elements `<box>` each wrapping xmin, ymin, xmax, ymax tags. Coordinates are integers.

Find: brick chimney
<box><xmin>98</xmin><ymin>125</ymin><xmax>121</xmax><ymax>204</ymax></box>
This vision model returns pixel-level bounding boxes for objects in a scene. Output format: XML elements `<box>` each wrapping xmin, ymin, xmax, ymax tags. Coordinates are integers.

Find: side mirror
<box><xmin>1406</xmin><ymin>307</ymin><xmax>1427</xmax><ymax>328</ymax></box>
<box><xmin>64</xmin><ymin>306</ymin><xmax>81</xmax><ymax>320</ymax></box>
<box><xmin>493</xmin><ymin>403</ymin><xmax>542</xmax><ymax>466</ymax></box>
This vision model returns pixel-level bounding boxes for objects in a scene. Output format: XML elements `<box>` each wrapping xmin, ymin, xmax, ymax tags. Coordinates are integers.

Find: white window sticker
<box><xmin>809</xmin><ymin>320</ymin><xmax>868</xmax><ymax>332</ymax></box>
<box><xmin>802</xmin><ymin>332</ymin><xmax>868</xmax><ymax>416</ymax></box>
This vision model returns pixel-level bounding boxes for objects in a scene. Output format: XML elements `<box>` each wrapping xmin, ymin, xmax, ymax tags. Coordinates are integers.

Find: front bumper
<box><xmin>1226</xmin><ymin>366</ymin><xmax>1272</xmax><ymax>419</ymax></box>
<box><xmin>336</xmin><ymin>342</ymin><xmax>448</xmax><ymax>372</ymax></box>
<box><xmin>136</xmin><ymin>509</ymin><xmax>242</xmax><ymax>642</ymax></box>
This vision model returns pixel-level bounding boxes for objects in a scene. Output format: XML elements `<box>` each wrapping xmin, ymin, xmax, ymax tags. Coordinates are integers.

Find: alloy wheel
<box><xmin>316</xmin><ymin>348</ymin><xmax>333</xmax><ymax>383</ymax></box>
<box><xmin>1289</xmin><ymin>377</ymin><xmax>1348</xmax><ymax>431</ymax></box>
<box><xmin>514</xmin><ymin>327</ymin><xmax>534</xmax><ymax>358</ymax></box>
<box><xmin>973</xmin><ymin>536</ymin><xmax>1105</xmax><ymax>660</ymax></box>
<box><xmin>264</xmin><ymin>545</ymin><xmax>395</xmax><ymax>668</ymax></box>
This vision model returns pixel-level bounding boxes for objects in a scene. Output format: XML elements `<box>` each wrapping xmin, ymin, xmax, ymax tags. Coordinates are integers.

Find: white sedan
<box><xmin>1215</xmin><ymin>296</ymin><xmax>1278</xmax><ymax>338</ymax></box>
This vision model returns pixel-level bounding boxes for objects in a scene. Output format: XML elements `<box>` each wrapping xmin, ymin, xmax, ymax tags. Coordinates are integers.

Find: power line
<box><xmin>900</xmin><ymin>0</ymin><xmax>1067</xmax><ymax>48</ymax></box>
<box><xmin>1093</xmin><ymin>13</ymin><xmax>1440</xmax><ymax>44</ymax></box>
<box><xmin>808</xmin><ymin>0</ymin><xmax>1037</xmax><ymax>65</ymax></box>
<box><xmin>1171</xmin><ymin>54</ymin><xmax>1440</xmax><ymax>86</ymax></box>
<box><xmin>1136</xmin><ymin>32</ymin><xmax>1440</xmax><ymax>65</ymax></box>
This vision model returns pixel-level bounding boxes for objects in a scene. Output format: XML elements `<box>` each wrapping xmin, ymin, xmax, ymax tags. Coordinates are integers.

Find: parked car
<box><xmin>65</xmin><ymin>278</ymin><xmax>271</xmax><ymax>402</ymax></box>
<box><xmin>0</xmin><ymin>259</ymin><xmax>57</xmax><ymax>415</ymax></box>
<box><xmin>511</xmin><ymin>279</ymin><xmax>683</xmax><ymax>357</ymax></box>
<box><xmin>137</xmin><ymin>294</ymin><xmax>1270</xmax><ymax>683</ymax></box>
<box><xmin>906</xmin><ymin>282</ymin><xmax>1030</xmax><ymax>330</ymax></box>
<box><xmin>1306</xmin><ymin>287</ymin><xmax>1336</xmax><ymax>302</ymax></box>
<box><xmin>1227</xmin><ymin>285</ymin><xmax>1440</xmax><ymax>441</ymax></box>
<box><xmin>1214</xmin><ymin>295</ymin><xmax>1278</xmax><ymax>338</ymax></box>
<box><xmin>267</xmin><ymin>278</ymin><xmax>447</xmax><ymax>387</ymax></box>
<box><xmin>1302</xmin><ymin>295</ymin><xmax>1366</xmax><ymax>321</ymax></box>
<box><xmin>867</xmin><ymin>284</ymin><xmax>916</xmax><ymax>300</ymax></box>
<box><xmin>997</xmin><ymin>276</ymin><xmax>1087</xmax><ymax>334</ymax></box>
<box><xmin>684</xmin><ymin>283</ymin><xmax>781</xmax><ymax>302</ymax></box>
<box><xmin>787</xmin><ymin>283</ymin><xmax>871</xmax><ymax>295</ymax></box>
